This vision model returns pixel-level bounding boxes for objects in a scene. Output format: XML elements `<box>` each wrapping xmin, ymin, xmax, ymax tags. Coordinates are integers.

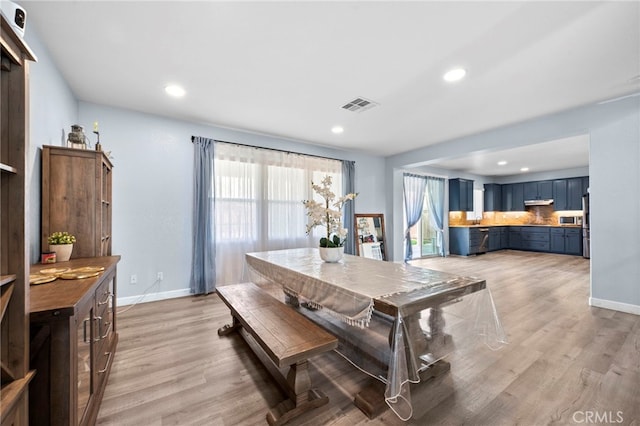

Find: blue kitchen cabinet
<box><xmin>449</xmin><ymin>227</ymin><xmax>486</xmax><ymax>255</ymax></box>
<box><xmin>550</xmin><ymin>227</ymin><xmax>582</xmax><ymax>255</ymax></box>
<box><xmin>484</xmin><ymin>184</ymin><xmax>502</xmax><ymax>212</ymax></box>
<box><xmin>553</xmin><ymin>179</ymin><xmax>568</xmax><ymax>210</ymax></box>
<box><xmin>508</xmin><ymin>227</ymin><xmax>523</xmax><ymax>249</ymax></box>
<box><xmin>553</xmin><ymin>177</ymin><xmax>588</xmax><ymax>210</ymax></box>
<box><xmin>488</xmin><ymin>227</ymin><xmax>501</xmax><ymax>251</ymax></box>
<box><xmin>566</xmin><ymin>228</ymin><xmax>582</xmax><ymax>255</ymax></box>
<box><xmin>500</xmin><ymin>227</ymin><xmax>509</xmax><ymax>248</ymax></box>
<box><xmin>524</xmin><ymin>180</ymin><xmax>553</xmax><ymax>200</ymax></box>
<box><xmin>490</xmin><ymin>226</ymin><xmax>509</xmax><ymax>250</ymax></box>
<box><xmin>502</xmin><ymin>183</ymin><xmax>524</xmax><ymax>211</ymax></box>
<box><xmin>449</xmin><ymin>178</ymin><xmax>474</xmax><ymax>211</ymax></box>
<box><xmin>567</xmin><ymin>177</ymin><xmax>584</xmax><ymax>210</ymax></box>
<box><xmin>519</xmin><ymin>226</ymin><xmax>550</xmax><ymax>251</ymax></box>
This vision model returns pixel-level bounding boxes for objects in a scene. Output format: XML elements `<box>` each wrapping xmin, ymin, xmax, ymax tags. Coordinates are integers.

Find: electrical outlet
<box><xmin>130</xmin><ymin>274</ymin><xmax>137</xmax><ymax>284</ymax></box>
<box><xmin>157</xmin><ymin>272</ymin><xmax>163</xmax><ymax>281</ymax></box>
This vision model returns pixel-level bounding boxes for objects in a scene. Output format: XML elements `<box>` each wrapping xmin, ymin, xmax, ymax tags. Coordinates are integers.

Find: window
<box><xmin>214</xmin><ymin>142</ymin><xmax>342</xmax><ymax>284</ymax></box>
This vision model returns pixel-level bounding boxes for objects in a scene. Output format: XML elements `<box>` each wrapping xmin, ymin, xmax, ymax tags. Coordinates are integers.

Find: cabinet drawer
<box><xmin>94</xmin><ymin>338</ymin><xmax>114</xmax><ymax>391</ymax></box>
<box><xmin>522</xmin><ymin>241</ymin><xmax>550</xmax><ymax>251</ymax></box>
<box><xmin>522</xmin><ymin>232</ymin><xmax>550</xmax><ymax>242</ymax></box>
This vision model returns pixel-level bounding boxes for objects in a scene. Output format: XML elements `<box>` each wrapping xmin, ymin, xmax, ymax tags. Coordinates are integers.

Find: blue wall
<box><xmin>23</xmin><ymin>24</ymin><xmax>386</xmax><ymax>302</ymax></box>
<box><xmin>76</xmin><ymin>102</ymin><xmax>386</xmax><ymax>301</ymax></box>
<box><xmin>24</xmin><ymin>25</ymin><xmax>79</xmax><ymax>263</ymax></box>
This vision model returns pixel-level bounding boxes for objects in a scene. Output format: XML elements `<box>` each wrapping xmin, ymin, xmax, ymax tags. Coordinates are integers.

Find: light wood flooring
<box><xmin>96</xmin><ymin>250</ymin><xmax>639</xmax><ymax>425</ymax></box>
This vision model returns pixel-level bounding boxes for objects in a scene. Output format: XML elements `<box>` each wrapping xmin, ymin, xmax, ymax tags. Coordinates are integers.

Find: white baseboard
<box><xmin>589</xmin><ymin>297</ymin><xmax>640</xmax><ymax>316</ymax></box>
<box><xmin>117</xmin><ymin>288</ymin><xmax>192</xmax><ymax>306</ymax></box>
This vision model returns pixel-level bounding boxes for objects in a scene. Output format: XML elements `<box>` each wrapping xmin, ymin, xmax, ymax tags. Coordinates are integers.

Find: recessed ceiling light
<box><xmin>443</xmin><ymin>68</ymin><xmax>466</xmax><ymax>82</ymax></box>
<box><xmin>497</xmin><ymin>161</ymin><xmax>507</xmax><ymax>166</ymax></box>
<box><xmin>165</xmin><ymin>84</ymin><xmax>185</xmax><ymax>97</ymax></box>
<box><xmin>331</xmin><ymin>126</ymin><xmax>344</xmax><ymax>134</ymax></box>
<box><xmin>520</xmin><ymin>167</ymin><xmax>530</xmax><ymax>172</ymax></box>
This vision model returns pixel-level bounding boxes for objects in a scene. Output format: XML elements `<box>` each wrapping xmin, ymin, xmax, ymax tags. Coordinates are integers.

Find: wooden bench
<box><xmin>216</xmin><ymin>283</ymin><xmax>338</xmax><ymax>426</ymax></box>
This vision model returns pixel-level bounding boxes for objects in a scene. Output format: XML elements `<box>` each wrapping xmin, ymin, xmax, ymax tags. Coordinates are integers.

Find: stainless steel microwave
<box><xmin>559</xmin><ymin>216</ymin><xmax>582</xmax><ymax>225</ymax></box>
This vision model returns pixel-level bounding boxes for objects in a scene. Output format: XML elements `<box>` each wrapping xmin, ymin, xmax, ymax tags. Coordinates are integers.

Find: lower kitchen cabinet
<box><xmin>29</xmin><ymin>256</ymin><xmax>120</xmax><ymax>426</ymax></box>
<box><xmin>488</xmin><ymin>227</ymin><xmax>500</xmax><ymax>251</ymax></box>
<box><xmin>521</xmin><ymin>227</ymin><xmax>550</xmax><ymax>251</ymax></box>
<box><xmin>450</xmin><ymin>227</ymin><xmax>489</xmax><ymax>255</ymax></box>
<box><xmin>550</xmin><ymin>227</ymin><xmax>583</xmax><ymax>255</ymax></box>
<box><xmin>488</xmin><ymin>226</ymin><xmax>508</xmax><ymax>251</ymax></box>
<box><xmin>449</xmin><ymin>226</ymin><xmax>583</xmax><ymax>256</ymax></box>
<box><xmin>508</xmin><ymin>227</ymin><xmax>523</xmax><ymax>250</ymax></box>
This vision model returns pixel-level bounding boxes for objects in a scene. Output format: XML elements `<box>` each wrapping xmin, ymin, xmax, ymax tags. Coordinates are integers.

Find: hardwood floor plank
<box><xmin>97</xmin><ymin>251</ymin><xmax>639</xmax><ymax>425</ymax></box>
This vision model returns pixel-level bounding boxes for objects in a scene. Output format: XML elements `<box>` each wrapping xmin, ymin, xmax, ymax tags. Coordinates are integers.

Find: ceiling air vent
<box><xmin>341</xmin><ymin>97</ymin><xmax>379</xmax><ymax>113</ymax></box>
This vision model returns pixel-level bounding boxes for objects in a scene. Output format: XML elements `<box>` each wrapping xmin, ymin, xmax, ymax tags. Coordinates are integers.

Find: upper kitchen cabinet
<box><xmin>449</xmin><ymin>178</ymin><xmax>474</xmax><ymax>211</ymax></box>
<box><xmin>567</xmin><ymin>177</ymin><xmax>585</xmax><ymax>210</ymax></box>
<box><xmin>552</xmin><ymin>179</ymin><xmax>568</xmax><ymax>209</ymax></box>
<box><xmin>502</xmin><ymin>183</ymin><xmax>524</xmax><ymax>211</ymax></box>
<box><xmin>483</xmin><ymin>184</ymin><xmax>502</xmax><ymax>211</ymax></box>
<box><xmin>523</xmin><ymin>180</ymin><xmax>553</xmax><ymax>200</ymax></box>
<box><xmin>553</xmin><ymin>177</ymin><xmax>588</xmax><ymax>210</ymax></box>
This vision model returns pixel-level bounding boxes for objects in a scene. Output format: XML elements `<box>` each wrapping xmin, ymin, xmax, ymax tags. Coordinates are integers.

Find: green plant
<box><xmin>48</xmin><ymin>231</ymin><xmax>76</xmax><ymax>245</ymax></box>
<box><xmin>303</xmin><ymin>175</ymin><xmax>357</xmax><ymax>248</ymax></box>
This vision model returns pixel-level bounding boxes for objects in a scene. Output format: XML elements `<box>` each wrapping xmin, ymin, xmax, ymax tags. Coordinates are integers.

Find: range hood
<box><xmin>524</xmin><ymin>199</ymin><xmax>554</xmax><ymax>206</ymax></box>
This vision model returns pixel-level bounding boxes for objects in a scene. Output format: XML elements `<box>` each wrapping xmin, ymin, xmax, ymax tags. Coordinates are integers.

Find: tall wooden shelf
<box><xmin>41</xmin><ymin>145</ymin><xmax>113</xmax><ymax>258</ymax></box>
<box><xmin>1</xmin><ymin>14</ymin><xmax>37</xmax><ymax>425</ymax></box>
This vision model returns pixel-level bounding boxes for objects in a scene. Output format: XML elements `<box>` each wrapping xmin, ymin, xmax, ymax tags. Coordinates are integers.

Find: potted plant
<box><xmin>47</xmin><ymin>231</ymin><xmax>76</xmax><ymax>262</ymax></box>
<box><xmin>303</xmin><ymin>175</ymin><xmax>357</xmax><ymax>262</ymax></box>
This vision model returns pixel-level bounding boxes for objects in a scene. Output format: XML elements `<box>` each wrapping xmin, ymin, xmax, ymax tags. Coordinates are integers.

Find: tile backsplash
<box><xmin>449</xmin><ymin>206</ymin><xmax>583</xmax><ymax>226</ymax></box>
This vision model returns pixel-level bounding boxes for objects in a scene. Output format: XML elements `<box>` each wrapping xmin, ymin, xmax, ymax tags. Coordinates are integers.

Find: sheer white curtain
<box><xmin>214</xmin><ymin>142</ymin><xmax>342</xmax><ymax>284</ymax></box>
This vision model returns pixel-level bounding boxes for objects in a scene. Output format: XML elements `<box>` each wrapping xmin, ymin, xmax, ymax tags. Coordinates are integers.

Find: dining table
<box><xmin>245</xmin><ymin>248</ymin><xmax>506</xmax><ymax>421</ymax></box>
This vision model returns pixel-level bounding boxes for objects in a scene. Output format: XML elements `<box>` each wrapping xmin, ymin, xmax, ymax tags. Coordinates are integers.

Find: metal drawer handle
<box><xmin>98</xmin><ymin>351</ymin><xmax>113</xmax><ymax>374</ymax></box>
<box><xmin>101</xmin><ymin>322</ymin><xmax>112</xmax><ymax>339</ymax></box>
<box><xmin>98</xmin><ymin>292</ymin><xmax>112</xmax><ymax>306</ymax></box>
<box><xmin>83</xmin><ymin>318</ymin><xmax>90</xmax><ymax>343</ymax></box>
<box><xmin>93</xmin><ymin>316</ymin><xmax>102</xmax><ymax>342</ymax></box>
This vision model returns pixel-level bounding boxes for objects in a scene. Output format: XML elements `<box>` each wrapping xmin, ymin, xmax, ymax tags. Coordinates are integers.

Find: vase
<box><xmin>319</xmin><ymin>246</ymin><xmax>344</xmax><ymax>263</ymax></box>
<box><xmin>49</xmin><ymin>243</ymin><xmax>73</xmax><ymax>262</ymax></box>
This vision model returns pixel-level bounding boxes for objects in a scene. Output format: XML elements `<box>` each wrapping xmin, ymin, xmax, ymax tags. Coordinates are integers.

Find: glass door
<box><xmin>407</xmin><ymin>176</ymin><xmax>444</xmax><ymax>259</ymax></box>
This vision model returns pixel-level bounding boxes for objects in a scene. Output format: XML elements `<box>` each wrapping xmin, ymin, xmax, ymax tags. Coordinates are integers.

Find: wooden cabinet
<box><xmin>41</xmin><ymin>146</ymin><xmax>113</xmax><ymax>258</ymax></box>
<box><xmin>1</xmin><ymin>15</ymin><xmax>37</xmax><ymax>425</ymax></box>
<box><xmin>449</xmin><ymin>178</ymin><xmax>474</xmax><ymax>211</ymax></box>
<box><xmin>29</xmin><ymin>256</ymin><xmax>120</xmax><ymax>426</ymax></box>
<box><xmin>483</xmin><ymin>184</ymin><xmax>502</xmax><ymax>212</ymax></box>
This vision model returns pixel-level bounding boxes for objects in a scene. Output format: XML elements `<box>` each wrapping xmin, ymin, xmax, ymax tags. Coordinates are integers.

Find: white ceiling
<box><xmin>22</xmin><ymin>1</ymin><xmax>640</xmax><ymax>175</ymax></box>
<box><xmin>428</xmin><ymin>134</ymin><xmax>590</xmax><ymax>177</ymax></box>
